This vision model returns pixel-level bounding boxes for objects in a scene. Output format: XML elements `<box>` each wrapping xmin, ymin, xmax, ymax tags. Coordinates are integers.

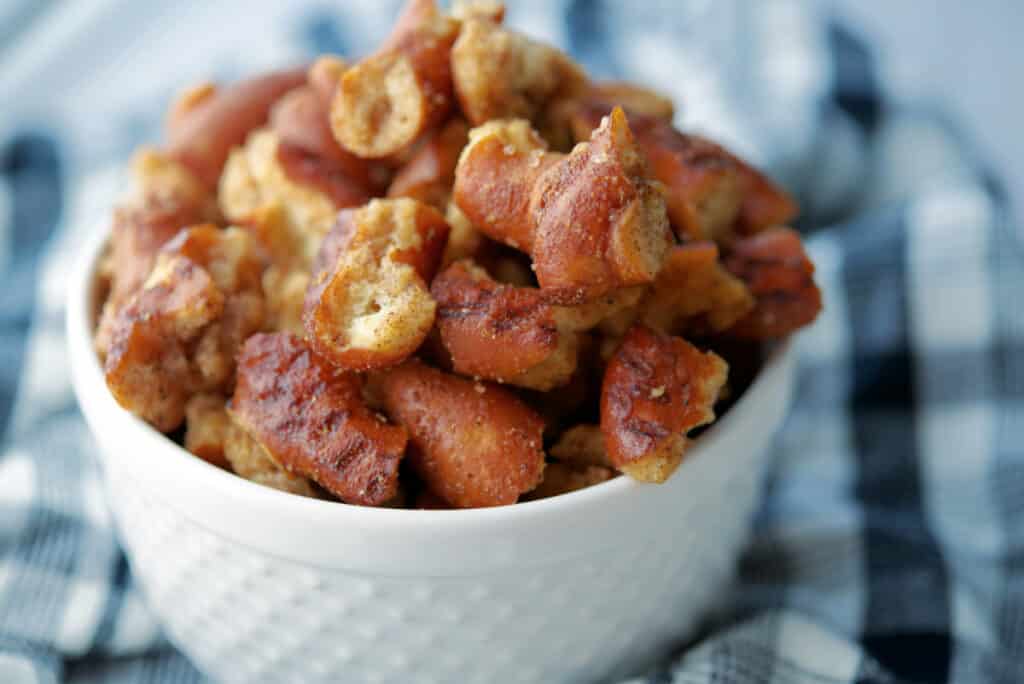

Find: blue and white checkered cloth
<box><xmin>1</xmin><ymin>2</ymin><xmax>1022</xmax><ymax>682</ymax></box>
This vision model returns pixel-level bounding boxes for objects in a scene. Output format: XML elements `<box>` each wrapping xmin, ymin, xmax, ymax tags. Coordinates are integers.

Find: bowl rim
<box><xmin>68</xmin><ymin>216</ymin><xmax>794</xmax><ymax>570</ymax></box>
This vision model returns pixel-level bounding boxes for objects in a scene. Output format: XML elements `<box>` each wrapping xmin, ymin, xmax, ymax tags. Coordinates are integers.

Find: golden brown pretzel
<box><xmin>378</xmin><ymin>360</ymin><xmax>546</xmax><ymax>507</ymax></box>
<box><xmin>95</xmin><ymin>150</ymin><xmax>220</xmax><ymax>356</ymax></box>
<box><xmin>103</xmin><ymin>225</ymin><xmax>266</xmax><ymax>432</ymax></box>
<box><xmin>231</xmin><ymin>332</ymin><xmax>407</xmax><ymax>506</ymax></box>
<box><xmin>331</xmin><ymin>0</ymin><xmax>459</xmax><ymax>158</ymax></box>
<box><xmin>387</xmin><ymin>118</ymin><xmax>469</xmax><ymax>209</ymax></box>
<box><xmin>451</xmin><ymin>15</ymin><xmax>586</xmax><ymax>126</ymax></box>
<box><xmin>432</xmin><ymin>260</ymin><xmax>642</xmax><ymax>389</ymax></box>
<box><xmin>723</xmin><ymin>227</ymin><xmax>822</xmax><ymax>339</ymax></box>
<box><xmin>573</xmin><ymin>106</ymin><xmax>797</xmax><ymax>242</ymax></box>
<box><xmin>219</xmin><ymin>129</ymin><xmax>370</xmax><ymax>267</ymax></box>
<box><xmin>167</xmin><ymin>67</ymin><xmax>306</xmax><ymax>188</ymax></box>
<box><xmin>184</xmin><ymin>393</ymin><xmax>232</xmax><ymax>469</ymax></box>
<box><xmin>270</xmin><ymin>85</ymin><xmax>385</xmax><ymax>194</ymax></box>
<box><xmin>600</xmin><ymin>243</ymin><xmax>755</xmax><ymax>342</ymax></box>
<box><xmin>454</xmin><ymin>109</ymin><xmax>672</xmax><ymax>303</ymax></box>
<box><xmin>600</xmin><ymin>325</ymin><xmax>727</xmax><ymax>482</ymax></box>
<box><xmin>431</xmin><ymin>260</ymin><xmax>577</xmax><ymax>390</ymax></box>
<box><xmin>303</xmin><ymin>198</ymin><xmax>449</xmax><ymax>371</ymax></box>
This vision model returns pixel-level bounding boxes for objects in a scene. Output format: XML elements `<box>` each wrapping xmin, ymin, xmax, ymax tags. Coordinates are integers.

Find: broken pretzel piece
<box><xmin>223</xmin><ymin>415</ymin><xmax>321</xmax><ymax>498</ymax></box>
<box><xmin>184</xmin><ymin>393</ymin><xmax>232</xmax><ymax>469</ymax></box>
<box><xmin>601</xmin><ymin>325</ymin><xmax>728</xmax><ymax>483</ymax></box>
<box><xmin>231</xmin><ymin>332</ymin><xmax>407</xmax><ymax>505</ymax></box>
<box><xmin>549</xmin><ymin>424</ymin><xmax>612</xmax><ymax>468</ymax></box>
<box><xmin>219</xmin><ymin>129</ymin><xmax>370</xmax><ymax>267</ymax></box>
<box><xmin>451</xmin><ymin>14</ymin><xmax>586</xmax><ymax>126</ymax></box>
<box><xmin>95</xmin><ymin>149</ymin><xmax>220</xmax><ymax>358</ymax></box>
<box><xmin>303</xmin><ymin>198</ymin><xmax>449</xmax><ymax>371</ymax></box>
<box><xmin>387</xmin><ymin>118</ymin><xmax>469</xmax><ymax>209</ymax></box>
<box><xmin>270</xmin><ymin>84</ymin><xmax>385</xmax><ymax>194</ymax></box>
<box><xmin>523</xmin><ymin>462</ymin><xmax>615</xmax><ymax>500</ymax></box>
<box><xmin>103</xmin><ymin>225</ymin><xmax>266</xmax><ymax>432</ymax></box>
<box><xmin>167</xmin><ymin>67</ymin><xmax>307</xmax><ymax>189</ymax></box>
<box><xmin>723</xmin><ymin>227</ymin><xmax>822</xmax><ymax>339</ymax></box>
<box><xmin>454</xmin><ymin>109</ymin><xmax>672</xmax><ymax>303</ymax></box>
<box><xmin>331</xmin><ymin>0</ymin><xmax>459</xmax><ymax>158</ymax></box>
<box><xmin>601</xmin><ymin>243</ymin><xmax>754</xmax><ymax>343</ymax></box>
<box><xmin>378</xmin><ymin>359</ymin><xmax>546</xmax><ymax>508</ymax></box>
<box><xmin>432</xmin><ymin>261</ymin><xmax>640</xmax><ymax>390</ymax></box>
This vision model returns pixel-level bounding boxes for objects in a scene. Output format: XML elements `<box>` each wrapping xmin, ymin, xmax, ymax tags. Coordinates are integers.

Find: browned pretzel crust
<box><xmin>184</xmin><ymin>393</ymin><xmax>232</xmax><ymax>469</ymax></box>
<box><xmin>431</xmin><ymin>260</ymin><xmax>577</xmax><ymax>390</ymax></box>
<box><xmin>454</xmin><ymin>109</ymin><xmax>672</xmax><ymax>303</ymax></box>
<box><xmin>378</xmin><ymin>360</ymin><xmax>545</xmax><ymax>507</ymax></box>
<box><xmin>231</xmin><ymin>333</ymin><xmax>407</xmax><ymax>505</ymax></box>
<box><xmin>303</xmin><ymin>198</ymin><xmax>449</xmax><ymax>370</ymax></box>
<box><xmin>387</xmin><ymin>118</ymin><xmax>469</xmax><ymax>209</ymax></box>
<box><xmin>601</xmin><ymin>243</ymin><xmax>755</xmax><ymax>341</ymax></box>
<box><xmin>270</xmin><ymin>85</ymin><xmax>384</xmax><ymax>195</ymax></box>
<box><xmin>573</xmin><ymin>107</ymin><xmax>797</xmax><ymax>242</ymax></box>
<box><xmin>219</xmin><ymin>129</ymin><xmax>370</xmax><ymax>267</ymax></box>
<box><xmin>95</xmin><ymin>150</ymin><xmax>220</xmax><ymax>357</ymax></box>
<box><xmin>223</xmin><ymin>415</ymin><xmax>321</xmax><ymax>497</ymax></box>
<box><xmin>723</xmin><ymin>227</ymin><xmax>822</xmax><ymax>339</ymax></box>
<box><xmin>432</xmin><ymin>260</ymin><xmax>641</xmax><ymax>389</ymax></box>
<box><xmin>601</xmin><ymin>325</ymin><xmax>727</xmax><ymax>482</ymax></box>
<box><xmin>103</xmin><ymin>225</ymin><xmax>266</xmax><ymax>432</ymax></box>
<box><xmin>167</xmin><ymin>68</ymin><xmax>306</xmax><ymax>188</ymax></box>
<box><xmin>331</xmin><ymin>0</ymin><xmax>459</xmax><ymax>158</ymax></box>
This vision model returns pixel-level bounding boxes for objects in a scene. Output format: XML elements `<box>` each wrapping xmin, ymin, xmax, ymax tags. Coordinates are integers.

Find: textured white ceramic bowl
<box><xmin>67</xmin><ymin>218</ymin><xmax>795</xmax><ymax>684</ymax></box>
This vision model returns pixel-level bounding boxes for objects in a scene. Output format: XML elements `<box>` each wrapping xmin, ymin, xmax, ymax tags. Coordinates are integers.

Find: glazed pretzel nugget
<box><xmin>601</xmin><ymin>325</ymin><xmax>728</xmax><ymax>483</ymax></box>
<box><xmin>453</xmin><ymin>108</ymin><xmax>672</xmax><ymax>303</ymax></box>
<box><xmin>387</xmin><ymin>118</ymin><xmax>469</xmax><ymax>209</ymax></box>
<box><xmin>304</xmin><ymin>198</ymin><xmax>449</xmax><ymax>370</ymax></box>
<box><xmin>95</xmin><ymin>149</ymin><xmax>221</xmax><ymax>357</ymax></box>
<box><xmin>450</xmin><ymin>11</ymin><xmax>586</xmax><ymax>127</ymax></box>
<box><xmin>571</xmin><ymin>107</ymin><xmax>797</xmax><ymax>244</ymax></box>
<box><xmin>724</xmin><ymin>227</ymin><xmax>822</xmax><ymax>338</ymax></box>
<box><xmin>103</xmin><ymin>225</ymin><xmax>265</xmax><ymax>431</ymax></box>
<box><xmin>231</xmin><ymin>333</ymin><xmax>407</xmax><ymax>506</ymax></box>
<box><xmin>599</xmin><ymin>243</ymin><xmax>755</xmax><ymax>347</ymax></box>
<box><xmin>378</xmin><ymin>360</ymin><xmax>546</xmax><ymax>507</ymax></box>
<box><xmin>432</xmin><ymin>260</ymin><xmax>640</xmax><ymax>390</ymax></box>
<box><xmin>183</xmin><ymin>394</ymin><xmax>233</xmax><ymax>469</ymax></box>
<box><xmin>331</xmin><ymin>0</ymin><xmax>459</xmax><ymax>158</ymax></box>
<box><xmin>166</xmin><ymin>67</ymin><xmax>307</xmax><ymax>189</ymax></box>
<box><xmin>223</xmin><ymin>418</ymin><xmax>321</xmax><ymax>498</ymax></box>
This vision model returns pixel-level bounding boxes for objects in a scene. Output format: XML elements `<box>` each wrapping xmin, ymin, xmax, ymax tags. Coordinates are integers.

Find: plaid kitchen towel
<box><xmin>1</xmin><ymin>1</ymin><xmax>1021</xmax><ymax>682</ymax></box>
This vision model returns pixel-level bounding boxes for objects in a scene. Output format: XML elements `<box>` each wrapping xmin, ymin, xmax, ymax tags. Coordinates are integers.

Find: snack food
<box><xmin>94</xmin><ymin>0</ymin><xmax>822</xmax><ymax>508</ymax></box>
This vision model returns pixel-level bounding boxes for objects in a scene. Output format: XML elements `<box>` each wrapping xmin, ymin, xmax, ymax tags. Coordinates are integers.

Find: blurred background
<box><xmin>0</xmin><ymin>0</ymin><xmax>1021</xmax><ymax>229</ymax></box>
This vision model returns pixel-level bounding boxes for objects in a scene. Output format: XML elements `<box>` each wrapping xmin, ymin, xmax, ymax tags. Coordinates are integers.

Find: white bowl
<box><xmin>67</xmin><ymin>218</ymin><xmax>796</xmax><ymax>684</ymax></box>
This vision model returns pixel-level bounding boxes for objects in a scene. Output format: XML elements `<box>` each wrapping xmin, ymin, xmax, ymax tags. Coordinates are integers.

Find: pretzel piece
<box><xmin>451</xmin><ymin>16</ymin><xmax>586</xmax><ymax>126</ymax></box>
<box><xmin>601</xmin><ymin>325</ymin><xmax>727</xmax><ymax>482</ymax></box>
<box><xmin>219</xmin><ymin>129</ymin><xmax>370</xmax><ymax>267</ymax></box>
<box><xmin>454</xmin><ymin>109</ymin><xmax>672</xmax><ymax>303</ymax></box>
<box><xmin>167</xmin><ymin>67</ymin><xmax>306</xmax><ymax>188</ymax></box>
<box><xmin>223</xmin><ymin>418</ymin><xmax>321</xmax><ymax>497</ymax></box>
<box><xmin>231</xmin><ymin>332</ymin><xmax>407</xmax><ymax>505</ymax></box>
<box><xmin>303</xmin><ymin>198</ymin><xmax>449</xmax><ymax>370</ymax></box>
<box><xmin>184</xmin><ymin>394</ymin><xmax>232</xmax><ymax>469</ymax></box>
<box><xmin>103</xmin><ymin>225</ymin><xmax>265</xmax><ymax>430</ymax></box>
<box><xmin>723</xmin><ymin>227</ymin><xmax>822</xmax><ymax>338</ymax></box>
<box><xmin>378</xmin><ymin>360</ymin><xmax>546</xmax><ymax>507</ymax></box>
<box><xmin>387</xmin><ymin>118</ymin><xmax>469</xmax><ymax>209</ymax></box>
<box><xmin>331</xmin><ymin>0</ymin><xmax>459</xmax><ymax>158</ymax></box>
